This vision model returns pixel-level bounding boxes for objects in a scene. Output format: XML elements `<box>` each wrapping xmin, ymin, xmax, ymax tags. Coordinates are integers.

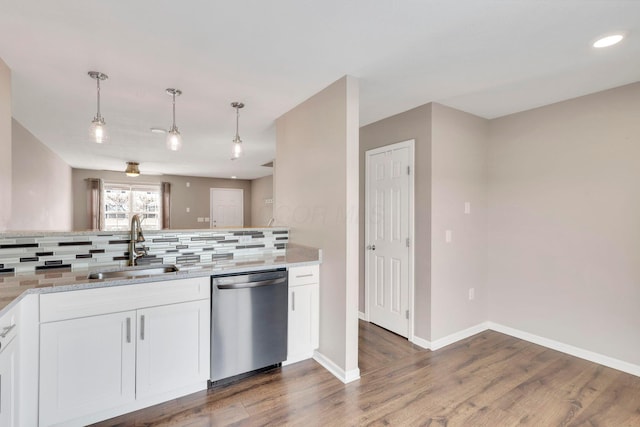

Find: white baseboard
<box><xmin>409</xmin><ymin>335</ymin><xmax>431</xmax><ymax>350</ymax></box>
<box><xmin>358</xmin><ymin>311</ymin><xmax>368</xmax><ymax>321</ymax></box>
<box><xmin>430</xmin><ymin>322</ymin><xmax>490</xmax><ymax>350</ymax></box>
<box><xmin>357</xmin><ymin>316</ymin><xmax>640</xmax><ymax>378</ymax></box>
<box><xmin>282</xmin><ymin>351</ymin><xmax>315</xmax><ymax>366</ymax></box>
<box><xmin>488</xmin><ymin>322</ymin><xmax>640</xmax><ymax>378</ymax></box>
<box><xmin>313</xmin><ymin>350</ymin><xmax>360</xmax><ymax>384</ymax></box>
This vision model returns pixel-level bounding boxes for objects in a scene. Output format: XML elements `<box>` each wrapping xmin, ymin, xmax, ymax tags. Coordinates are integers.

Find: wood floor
<box><xmin>92</xmin><ymin>321</ymin><xmax>640</xmax><ymax>426</ymax></box>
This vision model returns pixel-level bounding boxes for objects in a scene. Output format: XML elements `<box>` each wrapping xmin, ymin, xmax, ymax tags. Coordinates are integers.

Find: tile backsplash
<box><xmin>0</xmin><ymin>228</ymin><xmax>288</xmax><ymax>274</ymax></box>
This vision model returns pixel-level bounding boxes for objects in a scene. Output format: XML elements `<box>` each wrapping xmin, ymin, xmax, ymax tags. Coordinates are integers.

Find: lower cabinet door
<box><xmin>39</xmin><ymin>311</ymin><xmax>136</xmax><ymax>426</ymax></box>
<box><xmin>136</xmin><ymin>299</ymin><xmax>210</xmax><ymax>399</ymax></box>
<box><xmin>0</xmin><ymin>339</ymin><xmax>17</xmax><ymax>427</ymax></box>
<box><xmin>287</xmin><ymin>283</ymin><xmax>319</xmax><ymax>363</ymax></box>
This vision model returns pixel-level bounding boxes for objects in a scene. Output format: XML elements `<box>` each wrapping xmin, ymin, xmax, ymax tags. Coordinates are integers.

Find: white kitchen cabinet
<box><xmin>136</xmin><ymin>299</ymin><xmax>210</xmax><ymax>399</ymax></box>
<box><xmin>39</xmin><ymin>277</ymin><xmax>211</xmax><ymax>426</ymax></box>
<box><xmin>0</xmin><ymin>310</ymin><xmax>18</xmax><ymax>427</ymax></box>
<box><xmin>39</xmin><ymin>311</ymin><xmax>137</xmax><ymax>426</ymax></box>
<box><xmin>286</xmin><ymin>265</ymin><xmax>319</xmax><ymax>365</ymax></box>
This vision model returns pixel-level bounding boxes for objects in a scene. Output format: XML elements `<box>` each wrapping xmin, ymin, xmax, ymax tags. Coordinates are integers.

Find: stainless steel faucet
<box><xmin>128</xmin><ymin>214</ymin><xmax>146</xmax><ymax>266</ymax></box>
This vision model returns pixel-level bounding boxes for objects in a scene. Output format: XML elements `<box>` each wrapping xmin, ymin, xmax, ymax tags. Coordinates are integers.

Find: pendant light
<box><xmin>88</xmin><ymin>71</ymin><xmax>108</xmax><ymax>143</ymax></box>
<box><xmin>125</xmin><ymin>162</ymin><xmax>140</xmax><ymax>177</ymax></box>
<box><xmin>165</xmin><ymin>88</ymin><xmax>183</xmax><ymax>151</ymax></box>
<box><xmin>231</xmin><ymin>102</ymin><xmax>244</xmax><ymax>159</ymax></box>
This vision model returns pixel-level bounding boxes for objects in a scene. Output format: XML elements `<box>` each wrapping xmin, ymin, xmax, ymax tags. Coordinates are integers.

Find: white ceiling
<box><xmin>1</xmin><ymin>0</ymin><xmax>639</xmax><ymax>179</ymax></box>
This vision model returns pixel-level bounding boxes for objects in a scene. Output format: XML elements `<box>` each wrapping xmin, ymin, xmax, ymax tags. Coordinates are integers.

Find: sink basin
<box><xmin>88</xmin><ymin>264</ymin><xmax>179</xmax><ymax>280</ymax></box>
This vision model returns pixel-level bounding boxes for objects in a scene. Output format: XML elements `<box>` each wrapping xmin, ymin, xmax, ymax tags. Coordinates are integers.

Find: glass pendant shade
<box><xmin>125</xmin><ymin>162</ymin><xmax>140</xmax><ymax>177</ymax></box>
<box><xmin>89</xmin><ymin>117</ymin><xmax>107</xmax><ymax>144</ymax></box>
<box><xmin>166</xmin><ymin>128</ymin><xmax>183</xmax><ymax>151</ymax></box>
<box><xmin>232</xmin><ymin>136</ymin><xmax>242</xmax><ymax>159</ymax></box>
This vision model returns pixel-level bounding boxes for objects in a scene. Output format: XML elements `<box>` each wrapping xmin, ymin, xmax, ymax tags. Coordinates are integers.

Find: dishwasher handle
<box><xmin>216</xmin><ymin>277</ymin><xmax>286</xmax><ymax>290</ymax></box>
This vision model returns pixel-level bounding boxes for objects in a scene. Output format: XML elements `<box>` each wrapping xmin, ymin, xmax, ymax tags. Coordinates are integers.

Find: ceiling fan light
<box><xmin>125</xmin><ymin>161</ymin><xmax>140</xmax><ymax>177</ymax></box>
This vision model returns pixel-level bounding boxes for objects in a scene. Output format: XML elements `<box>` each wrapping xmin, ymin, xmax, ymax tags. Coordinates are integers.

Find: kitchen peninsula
<box><xmin>0</xmin><ymin>227</ymin><xmax>321</xmax><ymax>426</ymax></box>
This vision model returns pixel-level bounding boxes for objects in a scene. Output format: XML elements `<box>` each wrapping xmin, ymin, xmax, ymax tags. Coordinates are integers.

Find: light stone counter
<box><xmin>0</xmin><ymin>244</ymin><xmax>321</xmax><ymax>316</ymax></box>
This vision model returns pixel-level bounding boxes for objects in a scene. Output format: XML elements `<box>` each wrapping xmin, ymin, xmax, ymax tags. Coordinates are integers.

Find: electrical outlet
<box><xmin>186</xmin><ymin>207</ymin><xmax>190</xmax><ymax>213</ymax></box>
<box><xmin>464</xmin><ymin>202</ymin><xmax>471</xmax><ymax>214</ymax></box>
<box><xmin>445</xmin><ymin>230</ymin><xmax>452</xmax><ymax>243</ymax></box>
<box><xmin>468</xmin><ymin>288</ymin><xmax>475</xmax><ymax>300</ymax></box>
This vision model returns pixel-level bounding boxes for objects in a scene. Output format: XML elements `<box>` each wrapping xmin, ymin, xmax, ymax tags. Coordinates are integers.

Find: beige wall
<box><xmin>250</xmin><ymin>175</ymin><xmax>273</xmax><ymax>227</ymax></box>
<box><xmin>430</xmin><ymin>103</ymin><xmax>488</xmax><ymax>340</ymax></box>
<box><xmin>72</xmin><ymin>169</ymin><xmax>252</xmax><ymax>230</ymax></box>
<box><xmin>0</xmin><ymin>58</ymin><xmax>11</xmax><ymax>230</ymax></box>
<box><xmin>359</xmin><ymin>104</ymin><xmax>432</xmax><ymax>340</ymax></box>
<box><xmin>487</xmin><ymin>82</ymin><xmax>640</xmax><ymax>365</ymax></box>
<box><xmin>10</xmin><ymin>119</ymin><xmax>73</xmax><ymax>231</ymax></box>
<box><xmin>275</xmin><ymin>76</ymin><xmax>360</xmax><ymax>378</ymax></box>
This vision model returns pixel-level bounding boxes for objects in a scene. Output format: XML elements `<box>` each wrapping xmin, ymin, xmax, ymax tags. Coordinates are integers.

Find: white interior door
<box><xmin>365</xmin><ymin>140</ymin><xmax>413</xmax><ymax>337</ymax></box>
<box><xmin>210</xmin><ymin>188</ymin><xmax>244</xmax><ymax>228</ymax></box>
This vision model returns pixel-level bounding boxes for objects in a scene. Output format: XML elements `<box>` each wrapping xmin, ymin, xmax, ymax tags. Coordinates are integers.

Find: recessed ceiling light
<box><xmin>231</xmin><ymin>176</ymin><xmax>237</xmax><ymax>179</ymax></box>
<box><xmin>593</xmin><ymin>34</ymin><xmax>624</xmax><ymax>48</ymax></box>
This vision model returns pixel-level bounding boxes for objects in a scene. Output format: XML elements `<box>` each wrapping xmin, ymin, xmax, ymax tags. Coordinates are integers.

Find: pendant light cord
<box><xmin>96</xmin><ymin>78</ymin><xmax>101</xmax><ymax>119</ymax></box>
<box><xmin>235</xmin><ymin>105</ymin><xmax>240</xmax><ymax>141</ymax></box>
<box><xmin>172</xmin><ymin>92</ymin><xmax>176</xmax><ymax>130</ymax></box>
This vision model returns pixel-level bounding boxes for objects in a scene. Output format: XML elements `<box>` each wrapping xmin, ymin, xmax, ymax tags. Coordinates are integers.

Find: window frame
<box><xmin>102</xmin><ymin>182</ymin><xmax>163</xmax><ymax>231</ymax></box>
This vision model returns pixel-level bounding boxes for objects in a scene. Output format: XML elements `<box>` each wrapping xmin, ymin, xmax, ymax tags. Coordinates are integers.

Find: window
<box><xmin>103</xmin><ymin>183</ymin><xmax>162</xmax><ymax>231</ymax></box>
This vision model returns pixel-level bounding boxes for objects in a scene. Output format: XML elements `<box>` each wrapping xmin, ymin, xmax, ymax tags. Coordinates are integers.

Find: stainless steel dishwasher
<box><xmin>210</xmin><ymin>268</ymin><xmax>288</xmax><ymax>383</ymax></box>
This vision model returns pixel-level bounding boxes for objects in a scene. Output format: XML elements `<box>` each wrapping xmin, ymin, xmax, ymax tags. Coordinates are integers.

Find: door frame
<box><xmin>209</xmin><ymin>188</ymin><xmax>244</xmax><ymax>228</ymax></box>
<box><xmin>364</xmin><ymin>139</ymin><xmax>415</xmax><ymax>340</ymax></box>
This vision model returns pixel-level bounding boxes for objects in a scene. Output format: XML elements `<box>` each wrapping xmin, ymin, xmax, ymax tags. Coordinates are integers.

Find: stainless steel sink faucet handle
<box><xmin>137</xmin><ymin>226</ymin><xmax>145</xmax><ymax>242</ymax></box>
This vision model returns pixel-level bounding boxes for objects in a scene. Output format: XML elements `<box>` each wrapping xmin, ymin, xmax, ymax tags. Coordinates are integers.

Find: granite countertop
<box><xmin>0</xmin><ymin>244</ymin><xmax>321</xmax><ymax>316</ymax></box>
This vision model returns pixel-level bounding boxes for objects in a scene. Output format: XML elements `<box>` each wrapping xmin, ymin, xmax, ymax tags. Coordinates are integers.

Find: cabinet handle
<box><xmin>0</xmin><ymin>323</ymin><xmax>16</xmax><ymax>338</ymax></box>
<box><xmin>126</xmin><ymin>317</ymin><xmax>131</xmax><ymax>343</ymax></box>
<box><xmin>140</xmin><ymin>315</ymin><xmax>145</xmax><ymax>341</ymax></box>
<box><xmin>295</xmin><ymin>274</ymin><xmax>314</xmax><ymax>278</ymax></box>
<box><xmin>292</xmin><ymin>291</ymin><xmax>296</xmax><ymax>311</ymax></box>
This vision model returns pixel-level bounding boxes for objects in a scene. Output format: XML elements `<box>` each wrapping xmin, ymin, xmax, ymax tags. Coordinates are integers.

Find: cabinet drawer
<box><xmin>288</xmin><ymin>264</ymin><xmax>319</xmax><ymax>287</ymax></box>
<box><xmin>40</xmin><ymin>277</ymin><xmax>210</xmax><ymax>323</ymax></box>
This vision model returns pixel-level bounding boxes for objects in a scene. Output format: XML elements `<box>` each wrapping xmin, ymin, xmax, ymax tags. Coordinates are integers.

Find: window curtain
<box><xmin>86</xmin><ymin>178</ymin><xmax>104</xmax><ymax>230</ymax></box>
<box><xmin>161</xmin><ymin>182</ymin><xmax>171</xmax><ymax>229</ymax></box>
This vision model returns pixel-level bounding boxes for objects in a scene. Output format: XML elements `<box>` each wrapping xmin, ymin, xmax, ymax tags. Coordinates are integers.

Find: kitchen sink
<box><xmin>88</xmin><ymin>264</ymin><xmax>179</xmax><ymax>280</ymax></box>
